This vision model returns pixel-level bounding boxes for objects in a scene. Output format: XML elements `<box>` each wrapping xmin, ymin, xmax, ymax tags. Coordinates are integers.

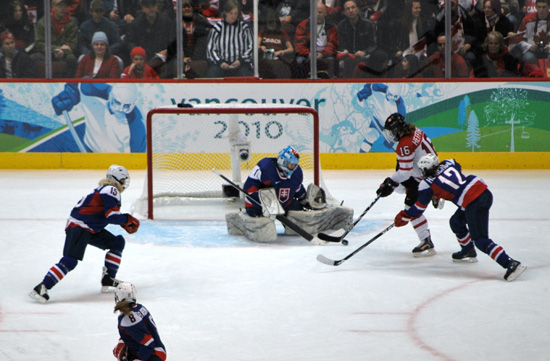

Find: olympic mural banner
<box><xmin>0</xmin><ymin>81</ymin><xmax>548</xmax><ymax>154</ymax></box>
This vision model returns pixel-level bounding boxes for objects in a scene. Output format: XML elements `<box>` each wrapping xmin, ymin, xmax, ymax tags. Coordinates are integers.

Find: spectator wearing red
<box><xmin>122</xmin><ymin>46</ymin><xmax>159</xmax><ymax>79</ymax></box>
<box><xmin>75</xmin><ymin>31</ymin><xmax>121</xmax><ymax>78</ymax></box>
<box><xmin>422</xmin><ymin>33</ymin><xmax>470</xmax><ymax>78</ymax></box>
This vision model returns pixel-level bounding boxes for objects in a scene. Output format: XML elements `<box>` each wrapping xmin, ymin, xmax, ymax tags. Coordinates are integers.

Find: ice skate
<box><xmin>29</xmin><ymin>283</ymin><xmax>50</xmax><ymax>303</ymax></box>
<box><xmin>412</xmin><ymin>235</ymin><xmax>436</xmax><ymax>257</ymax></box>
<box><xmin>101</xmin><ymin>266</ymin><xmax>123</xmax><ymax>293</ymax></box>
<box><xmin>452</xmin><ymin>247</ymin><xmax>478</xmax><ymax>263</ymax></box>
<box><xmin>504</xmin><ymin>259</ymin><xmax>526</xmax><ymax>282</ymax></box>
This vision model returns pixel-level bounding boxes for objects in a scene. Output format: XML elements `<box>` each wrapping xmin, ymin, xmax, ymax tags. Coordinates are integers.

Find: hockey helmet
<box><xmin>109</xmin><ymin>83</ymin><xmax>137</xmax><ymax>114</ymax></box>
<box><xmin>115</xmin><ymin>282</ymin><xmax>137</xmax><ymax>303</ymax></box>
<box><xmin>384</xmin><ymin>113</ymin><xmax>408</xmax><ymax>142</ymax></box>
<box><xmin>418</xmin><ymin>153</ymin><xmax>440</xmax><ymax>177</ymax></box>
<box><xmin>277</xmin><ymin>146</ymin><xmax>300</xmax><ymax>177</ymax></box>
<box><xmin>107</xmin><ymin>164</ymin><xmax>130</xmax><ymax>190</ymax></box>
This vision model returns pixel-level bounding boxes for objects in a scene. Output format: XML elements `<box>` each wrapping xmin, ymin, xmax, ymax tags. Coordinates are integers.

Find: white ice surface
<box><xmin>0</xmin><ymin>169</ymin><xmax>549</xmax><ymax>361</ymax></box>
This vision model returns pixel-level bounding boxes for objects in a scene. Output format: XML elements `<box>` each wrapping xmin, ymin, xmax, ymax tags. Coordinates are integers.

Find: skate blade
<box><xmin>412</xmin><ymin>249</ymin><xmax>437</xmax><ymax>258</ymax></box>
<box><xmin>29</xmin><ymin>290</ymin><xmax>47</xmax><ymax>303</ymax></box>
<box><xmin>101</xmin><ymin>285</ymin><xmax>115</xmax><ymax>293</ymax></box>
<box><xmin>452</xmin><ymin>257</ymin><xmax>478</xmax><ymax>263</ymax></box>
<box><xmin>506</xmin><ymin>265</ymin><xmax>527</xmax><ymax>282</ymax></box>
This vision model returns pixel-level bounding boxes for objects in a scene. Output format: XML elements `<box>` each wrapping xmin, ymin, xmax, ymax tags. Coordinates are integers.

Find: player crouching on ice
<box><xmin>394</xmin><ymin>154</ymin><xmax>526</xmax><ymax>281</ymax></box>
<box><xmin>226</xmin><ymin>146</ymin><xmax>353</xmax><ymax>243</ymax></box>
<box><xmin>29</xmin><ymin>165</ymin><xmax>140</xmax><ymax>303</ymax></box>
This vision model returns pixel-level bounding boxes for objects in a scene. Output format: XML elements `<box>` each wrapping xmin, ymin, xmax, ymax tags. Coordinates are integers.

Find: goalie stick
<box><xmin>316</xmin><ymin>223</ymin><xmax>395</xmax><ymax>266</ymax></box>
<box><xmin>318</xmin><ymin>195</ymin><xmax>381</xmax><ymax>243</ymax></box>
<box><xmin>212</xmin><ymin>169</ymin><xmax>333</xmax><ymax>245</ymax></box>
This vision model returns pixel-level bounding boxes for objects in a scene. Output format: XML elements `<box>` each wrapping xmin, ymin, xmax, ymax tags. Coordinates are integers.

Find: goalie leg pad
<box><xmin>226</xmin><ymin>211</ymin><xmax>277</xmax><ymax>243</ymax></box>
<box><xmin>285</xmin><ymin>206</ymin><xmax>354</xmax><ymax>235</ymax></box>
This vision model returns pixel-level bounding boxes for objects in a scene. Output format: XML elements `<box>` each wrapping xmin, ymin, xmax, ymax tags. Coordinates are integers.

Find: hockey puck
<box><xmin>342</xmin><ymin>240</ymin><xmax>349</xmax><ymax>246</ymax></box>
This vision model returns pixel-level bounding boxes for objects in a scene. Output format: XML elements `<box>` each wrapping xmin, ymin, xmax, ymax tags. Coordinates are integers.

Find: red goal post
<box><xmin>137</xmin><ymin>104</ymin><xmax>324</xmax><ymax>219</ymax></box>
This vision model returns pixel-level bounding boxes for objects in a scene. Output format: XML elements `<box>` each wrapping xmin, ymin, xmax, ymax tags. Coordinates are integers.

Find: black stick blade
<box><xmin>318</xmin><ymin>232</ymin><xmax>344</xmax><ymax>243</ymax></box>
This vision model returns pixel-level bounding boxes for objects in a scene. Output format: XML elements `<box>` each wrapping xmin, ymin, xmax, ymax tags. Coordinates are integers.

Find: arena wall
<box><xmin>0</xmin><ymin>80</ymin><xmax>548</xmax><ymax>169</ymax></box>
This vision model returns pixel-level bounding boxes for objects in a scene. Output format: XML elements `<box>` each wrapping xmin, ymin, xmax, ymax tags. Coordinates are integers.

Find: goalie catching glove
<box><xmin>300</xmin><ymin>183</ymin><xmax>327</xmax><ymax>210</ymax></box>
<box><xmin>121</xmin><ymin>214</ymin><xmax>140</xmax><ymax>234</ymax></box>
<box><xmin>376</xmin><ymin>177</ymin><xmax>399</xmax><ymax>197</ymax></box>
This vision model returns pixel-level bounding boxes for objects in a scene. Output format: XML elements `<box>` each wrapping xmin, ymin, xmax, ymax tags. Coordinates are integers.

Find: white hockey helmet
<box><xmin>386</xmin><ymin>83</ymin><xmax>406</xmax><ymax>102</ymax></box>
<box><xmin>107</xmin><ymin>164</ymin><xmax>130</xmax><ymax>190</ymax></box>
<box><xmin>115</xmin><ymin>282</ymin><xmax>137</xmax><ymax>303</ymax></box>
<box><xmin>109</xmin><ymin>83</ymin><xmax>138</xmax><ymax>114</ymax></box>
<box><xmin>418</xmin><ymin>153</ymin><xmax>440</xmax><ymax>177</ymax></box>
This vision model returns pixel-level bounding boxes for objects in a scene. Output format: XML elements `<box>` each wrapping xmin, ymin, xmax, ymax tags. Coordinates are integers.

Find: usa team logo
<box><xmin>279</xmin><ymin>188</ymin><xmax>291</xmax><ymax>203</ymax></box>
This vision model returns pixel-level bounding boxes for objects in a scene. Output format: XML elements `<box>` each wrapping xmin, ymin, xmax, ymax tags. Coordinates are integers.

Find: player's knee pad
<box><xmin>285</xmin><ymin>206</ymin><xmax>354</xmax><ymax>235</ymax></box>
<box><xmin>111</xmin><ymin>235</ymin><xmax>125</xmax><ymax>253</ymax></box>
<box><xmin>226</xmin><ymin>211</ymin><xmax>277</xmax><ymax>242</ymax></box>
<box><xmin>449</xmin><ymin>212</ymin><xmax>467</xmax><ymax>236</ymax></box>
<box><xmin>60</xmin><ymin>255</ymin><xmax>78</xmax><ymax>272</ymax></box>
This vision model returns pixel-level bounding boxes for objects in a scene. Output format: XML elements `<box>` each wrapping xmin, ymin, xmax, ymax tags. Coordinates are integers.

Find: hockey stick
<box><xmin>316</xmin><ymin>223</ymin><xmax>395</xmax><ymax>266</ymax></box>
<box><xmin>318</xmin><ymin>195</ymin><xmax>381</xmax><ymax>243</ymax></box>
<box><xmin>62</xmin><ymin>110</ymin><xmax>87</xmax><ymax>153</ymax></box>
<box><xmin>212</xmin><ymin>169</ymin><xmax>331</xmax><ymax>245</ymax></box>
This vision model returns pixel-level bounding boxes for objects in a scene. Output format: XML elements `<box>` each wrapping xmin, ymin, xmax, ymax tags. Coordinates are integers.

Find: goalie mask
<box><xmin>115</xmin><ymin>282</ymin><xmax>137</xmax><ymax>303</ymax></box>
<box><xmin>384</xmin><ymin>113</ymin><xmax>407</xmax><ymax>143</ymax></box>
<box><xmin>109</xmin><ymin>83</ymin><xmax>137</xmax><ymax>114</ymax></box>
<box><xmin>277</xmin><ymin>146</ymin><xmax>300</xmax><ymax>178</ymax></box>
<box><xmin>107</xmin><ymin>164</ymin><xmax>130</xmax><ymax>190</ymax></box>
<box><xmin>418</xmin><ymin>153</ymin><xmax>440</xmax><ymax>177</ymax></box>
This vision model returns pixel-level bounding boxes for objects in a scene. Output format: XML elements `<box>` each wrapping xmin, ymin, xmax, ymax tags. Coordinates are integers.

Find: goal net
<box><xmin>132</xmin><ymin>104</ymin><xmax>332</xmax><ymax>219</ymax></box>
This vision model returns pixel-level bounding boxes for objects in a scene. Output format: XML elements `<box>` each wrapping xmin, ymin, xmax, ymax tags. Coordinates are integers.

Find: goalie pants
<box><xmin>42</xmin><ymin>227</ymin><xmax>125</xmax><ymax>290</ymax></box>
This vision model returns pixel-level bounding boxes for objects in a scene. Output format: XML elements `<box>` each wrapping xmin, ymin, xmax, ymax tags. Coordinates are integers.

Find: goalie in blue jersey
<box><xmin>226</xmin><ymin>146</ymin><xmax>353</xmax><ymax>243</ymax></box>
<box><xmin>29</xmin><ymin>165</ymin><xmax>140</xmax><ymax>303</ymax></box>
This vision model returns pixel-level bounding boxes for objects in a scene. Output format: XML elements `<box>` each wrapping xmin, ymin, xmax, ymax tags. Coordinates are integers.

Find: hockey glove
<box><xmin>376</xmin><ymin>177</ymin><xmax>398</xmax><ymax>197</ymax></box>
<box><xmin>113</xmin><ymin>338</ymin><xmax>128</xmax><ymax>361</ymax></box>
<box><xmin>394</xmin><ymin>210</ymin><xmax>411</xmax><ymax>227</ymax></box>
<box><xmin>52</xmin><ymin>83</ymin><xmax>80</xmax><ymax>115</ymax></box>
<box><xmin>121</xmin><ymin>214</ymin><xmax>140</xmax><ymax>234</ymax></box>
<box><xmin>357</xmin><ymin>83</ymin><xmax>373</xmax><ymax>101</ymax></box>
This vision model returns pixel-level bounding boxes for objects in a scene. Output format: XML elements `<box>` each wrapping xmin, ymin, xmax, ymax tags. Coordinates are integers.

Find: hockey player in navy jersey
<box><xmin>394</xmin><ymin>154</ymin><xmax>526</xmax><ymax>281</ymax></box>
<box><xmin>29</xmin><ymin>165</ymin><xmax>140</xmax><ymax>303</ymax></box>
<box><xmin>226</xmin><ymin>145</ymin><xmax>353</xmax><ymax>242</ymax></box>
<box><xmin>376</xmin><ymin>113</ymin><xmax>439</xmax><ymax>257</ymax></box>
<box><xmin>113</xmin><ymin>282</ymin><xmax>167</xmax><ymax>361</ymax></box>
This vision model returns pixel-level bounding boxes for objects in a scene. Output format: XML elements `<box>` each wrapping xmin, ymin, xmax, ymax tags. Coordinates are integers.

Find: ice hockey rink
<box><xmin>1</xmin><ymin>168</ymin><xmax>549</xmax><ymax>361</ymax></box>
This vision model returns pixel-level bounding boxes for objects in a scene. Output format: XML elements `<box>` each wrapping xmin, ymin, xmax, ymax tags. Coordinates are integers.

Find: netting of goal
<box><xmin>132</xmin><ymin>104</ymin><xmax>333</xmax><ymax>219</ymax></box>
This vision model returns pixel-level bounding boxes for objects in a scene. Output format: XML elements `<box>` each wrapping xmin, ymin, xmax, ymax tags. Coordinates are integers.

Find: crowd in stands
<box><xmin>1</xmin><ymin>0</ymin><xmax>549</xmax><ymax>79</ymax></box>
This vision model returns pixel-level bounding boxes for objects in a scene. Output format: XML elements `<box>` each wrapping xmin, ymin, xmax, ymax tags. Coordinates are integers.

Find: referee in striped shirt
<box><xmin>206</xmin><ymin>0</ymin><xmax>254</xmax><ymax>77</ymax></box>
